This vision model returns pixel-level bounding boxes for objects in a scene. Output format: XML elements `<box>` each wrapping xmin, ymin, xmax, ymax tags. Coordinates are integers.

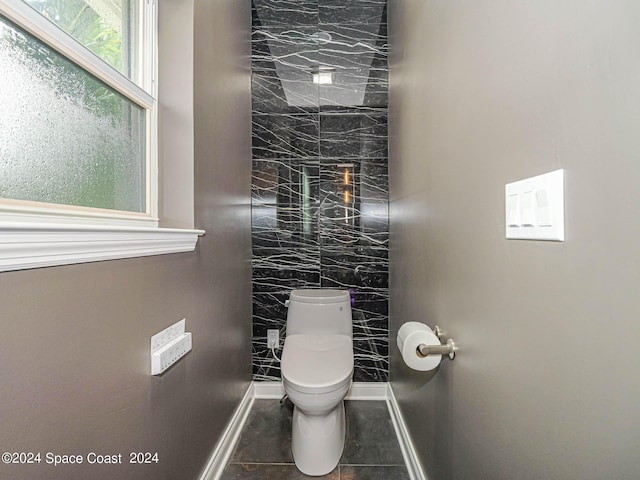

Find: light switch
<box><xmin>535</xmin><ymin>189</ymin><xmax>552</xmax><ymax>226</ymax></box>
<box><xmin>507</xmin><ymin>194</ymin><xmax>521</xmax><ymax>227</ymax></box>
<box><xmin>521</xmin><ymin>191</ymin><xmax>535</xmax><ymax>226</ymax></box>
<box><xmin>505</xmin><ymin>169</ymin><xmax>564</xmax><ymax>241</ymax></box>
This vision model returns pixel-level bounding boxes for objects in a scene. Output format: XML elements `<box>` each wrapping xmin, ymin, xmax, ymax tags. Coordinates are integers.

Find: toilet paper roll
<box><xmin>397</xmin><ymin>322</ymin><xmax>442</xmax><ymax>371</ymax></box>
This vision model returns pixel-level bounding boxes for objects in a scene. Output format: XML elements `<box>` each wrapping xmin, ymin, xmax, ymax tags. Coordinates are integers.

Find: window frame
<box><xmin>0</xmin><ymin>0</ymin><xmax>203</xmax><ymax>273</ymax></box>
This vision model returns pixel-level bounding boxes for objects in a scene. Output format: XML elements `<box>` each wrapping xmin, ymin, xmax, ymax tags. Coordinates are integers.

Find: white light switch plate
<box><xmin>505</xmin><ymin>169</ymin><xmax>565</xmax><ymax>241</ymax></box>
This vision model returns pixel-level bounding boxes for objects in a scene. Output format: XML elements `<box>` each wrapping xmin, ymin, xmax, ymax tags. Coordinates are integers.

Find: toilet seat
<box><xmin>282</xmin><ymin>334</ymin><xmax>353</xmax><ymax>395</ymax></box>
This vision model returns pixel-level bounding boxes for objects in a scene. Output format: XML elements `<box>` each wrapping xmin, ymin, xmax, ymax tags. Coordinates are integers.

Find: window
<box><xmin>0</xmin><ymin>0</ymin><xmax>203</xmax><ymax>272</ymax></box>
<box><xmin>23</xmin><ymin>0</ymin><xmax>142</xmax><ymax>83</ymax></box>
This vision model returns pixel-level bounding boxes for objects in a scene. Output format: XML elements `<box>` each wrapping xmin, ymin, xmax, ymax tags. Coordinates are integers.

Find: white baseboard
<box><xmin>198</xmin><ymin>383</ymin><xmax>255</xmax><ymax>480</ymax></box>
<box><xmin>253</xmin><ymin>381</ymin><xmax>389</xmax><ymax>400</ymax></box>
<box><xmin>252</xmin><ymin>381</ymin><xmax>285</xmax><ymax>399</ymax></box>
<box><xmin>199</xmin><ymin>381</ymin><xmax>425</xmax><ymax>480</ymax></box>
<box><xmin>386</xmin><ymin>385</ymin><xmax>428</xmax><ymax>480</ymax></box>
<box><xmin>346</xmin><ymin>381</ymin><xmax>388</xmax><ymax>400</ymax></box>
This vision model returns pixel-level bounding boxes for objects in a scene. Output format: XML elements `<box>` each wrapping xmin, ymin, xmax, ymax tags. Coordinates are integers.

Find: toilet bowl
<box><xmin>281</xmin><ymin>290</ymin><xmax>354</xmax><ymax>476</ymax></box>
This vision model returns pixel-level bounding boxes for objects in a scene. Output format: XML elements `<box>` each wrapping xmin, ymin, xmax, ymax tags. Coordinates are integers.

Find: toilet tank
<box><xmin>286</xmin><ymin>289</ymin><xmax>352</xmax><ymax>337</ymax></box>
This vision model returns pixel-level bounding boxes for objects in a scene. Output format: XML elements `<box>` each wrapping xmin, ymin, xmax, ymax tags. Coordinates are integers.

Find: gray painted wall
<box><xmin>389</xmin><ymin>1</ymin><xmax>640</xmax><ymax>479</ymax></box>
<box><xmin>0</xmin><ymin>0</ymin><xmax>252</xmax><ymax>479</ymax></box>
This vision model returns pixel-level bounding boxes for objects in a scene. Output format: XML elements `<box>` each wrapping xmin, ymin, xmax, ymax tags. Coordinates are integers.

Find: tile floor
<box><xmin>220</xmin><ymin>399</ymin><xmax>410</xmax><ymax>479</ymax></box>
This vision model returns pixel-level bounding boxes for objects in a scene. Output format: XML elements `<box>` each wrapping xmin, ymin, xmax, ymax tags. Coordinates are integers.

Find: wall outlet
<box><xmin>151</xmin><ymin>332</ymin><xmax>192</xmax><ymax>375</ymax></box>
<box><xmin>267</xmin><ymin>329</ymin><xmax>279</xmax><ymax>349</ymax></box>
<box><xmin>151</xmin><ymin>319</ymin><xmax>185</xmax><ymax>353</ymax></box>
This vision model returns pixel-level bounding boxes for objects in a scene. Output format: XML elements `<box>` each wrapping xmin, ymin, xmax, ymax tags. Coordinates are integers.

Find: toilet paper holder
<box><xmin>416</xmin><ymin>325</ymin><xmax>457</xmax><ymax>360</ymax></box>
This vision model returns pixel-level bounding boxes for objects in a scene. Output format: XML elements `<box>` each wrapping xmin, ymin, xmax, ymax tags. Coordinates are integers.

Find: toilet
<box><xmin>281</xmin><ymin>289</ymin><xmax>354</xmax><ymax>476</ymax></box>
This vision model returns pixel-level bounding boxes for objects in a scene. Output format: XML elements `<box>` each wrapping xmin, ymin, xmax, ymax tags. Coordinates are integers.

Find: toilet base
<box><xmin>291</xmin><ymin>400</ymin><xmax>345</xmax><ymax>476</ymax></box>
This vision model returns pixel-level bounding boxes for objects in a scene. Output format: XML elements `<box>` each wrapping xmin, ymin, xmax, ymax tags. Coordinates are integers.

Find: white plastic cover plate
<box><xmin>505</xmin><ymin>169</ymin><xmax>565</xmax><ymax>241</ymax></box>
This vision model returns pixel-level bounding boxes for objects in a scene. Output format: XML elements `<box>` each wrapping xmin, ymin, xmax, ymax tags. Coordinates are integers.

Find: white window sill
<box><xmin>0</xmin><ymin>223</ymin><xmax>205</xmax><ymax>272</ymax></box>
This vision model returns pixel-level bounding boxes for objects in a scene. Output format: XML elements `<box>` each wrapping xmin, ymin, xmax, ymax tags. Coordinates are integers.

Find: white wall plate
<box><xmin>505</xmin><ymin>169</ymin><xmax>565</xmax><ymax>241</ymax></box>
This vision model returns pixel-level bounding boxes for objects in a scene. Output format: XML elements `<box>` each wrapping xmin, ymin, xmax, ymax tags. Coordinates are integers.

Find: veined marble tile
<box><xmin>319</xmin><ymin>67</ymin><xmax>388</xmax><ymax>110</ymax></box>
<box><xmin>317</xmin><ymin>17</ymin><xmax>387</xmax><ymax>109</ymax></box>
<box><xmin>359</xmin><ymin>159</ymin><xmax>389</xmax><ymax>202</ymax></box>
<box><xmin>253</xmin><ymin>114</ymin><xmax>319</xmax><ymax>159</ymax></box>
<box><xmin>253</xmin><ymin>246</ymin><xmax>320</xmax><ymax>265</ymax></box>
<box><xmin>252</xmin><ymin>68</ymin><xmax>320</xmax><ymax>113</ymax></box>
<box><xmin>252</xmin><ymin>64</ymin><xmax>387</xmax><ymax>113</ymax></box>
<box><xmin>253</xmin><ymin>67</ymin><xmax>388</xmax><ymax>114</ymax></box>
<box><xmin>252</xmin><ymin>27</ymin><xmax>318</xmax><ymax>68</ymax></box>
<box><xmin>318</xmin><ymin>24</ymin><xmax>387</xmax><ymax>69</ymax></box>
<box><xmin>319</xmin><ymin>0</ymin><xmax>387</xmax><ymax>26</ymax></box>
<box><xmin>251</xmin><ymin>0</ymin><xmax>389</xmax><ymax>384</ymax></box>
<box><xmin>319</xmin><ymin>112</ymin><xmax>388</xmax><ymax>159</ymax></box>
<box><xmin>252</xmin><ymin>197</ymin><xmax>319</xmax><ymax>249</ymax></box>
<box><xmin>252</xmin><ymin>23</ymin><xmax>387</xmax><ymax>112</ymax></box>
<box><xmin>321</xmin><ymin>248</ymin><xmax>389</xmax><ymax>291</ymax></box>
<box><xmin>351</xmin><ymin>290</ymin><xmax>389</xmax><ymax>383</ymax></box>
<box><xmin>251</xmin><ymin>28</ymin><xmax>319</xmax><ymax>112</ymax></box>
<box><xmin>252</xmin><ymin>0</ymin><xmax>319</xmax><ymax>27</ymax></box>
<box><xmin>318</xmin><ymin>221</ymin><xmax>389</xmax><ymax>249</ymax></box>
<box><xmin>252</xmin><ymin>159</ymin><xmax>320</xmax><ymax>206</ymax></box>
<box><xmin>253</xmin><ymin>292</ymin><xmax>288</xmax><ymax>339</ymax></box>
<box><xmin>252</xmin><ymin>247</ymin><xmax>321</xmax><ymax>293</ymax></box>
<box><xmin>321</xmin><ymin>268</ymin><xmax>388</xmax><ymax>291</ymax></box>
<box><xmin>253</xmin><ymin>342</ymin><xmax>282</xmax><ymax>381</ymax></box>
<box><xmin>320</xmin><ymin>159</ymin><xmax>388</xmax><ymax>202</ymax></box>
<box><xmin>319</xmin><ymin>221</ymin><xmax>388</xmax><ymax>249</ymax></box>
<box><xmin>353</xmin><ymin>338</ymin><xmax>388</xmax><ymax>382</ymax></box>
<box><xmin>352</xmin><ymin>314</ymin><xmax>388</xmax><ymax>345</ymax></box>
<box><xmin>351</xmin><ymin>290</ymin><xmax>388</xmax><ymax>317</ymax></box>
<box><xmin>319</xmin><ymin>160</ymin><xmax>389</xmax><ymax>248</ymax></box>
<box><xmin>321</xmin><ymin>245</ymin><xmax>389</xmax><ymax>264</ymax></box>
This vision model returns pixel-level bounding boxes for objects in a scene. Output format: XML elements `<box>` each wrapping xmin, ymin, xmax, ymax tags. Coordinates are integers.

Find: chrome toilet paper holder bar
<box><xmin>416</xmin><ymin>325</ymin><xmax>457</xmax><ymax>360</ymax></box>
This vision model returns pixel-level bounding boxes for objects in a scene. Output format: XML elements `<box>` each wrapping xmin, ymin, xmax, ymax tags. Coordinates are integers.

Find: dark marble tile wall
<box><xmin>252</xmin><ymin>0</ymin><xmax>389</xmax><ymax>382</ymax></box>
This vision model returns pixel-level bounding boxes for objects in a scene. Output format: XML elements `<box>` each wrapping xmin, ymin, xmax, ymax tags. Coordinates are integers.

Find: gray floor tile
<box><xmin>230</xmin><ymin>400</ymin><xmax>295</xmax><ymax>463</ymax></box>
<box><xmin>220</xmin><ymin>463</ymin><xmax>339</xmax><ymax>479</ymax></box>
<box><xmin>341</xmin><ymin>401</ymin><xmax>405</xmax><ymax>466</ymax></box>
<box><xmin>340</xmin><ymin>465</ymin><xmax>411</xmax><ymax>479</ymax></box>
<box><xmin>223</xmin><ymin>399</ymin><xmax>410</xmax><ymax>479</ymax></box>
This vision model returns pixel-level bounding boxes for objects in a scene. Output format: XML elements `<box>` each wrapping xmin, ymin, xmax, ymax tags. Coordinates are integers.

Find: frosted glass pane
<box><xmin>23</xmin><ymin>0</ymin><xmax>140</xmax><ymax>83</ymax></box>
<box><xmin>0</xmin><ymin>16</ymin><xmax>146</xmax><ymax>213</ymax></box>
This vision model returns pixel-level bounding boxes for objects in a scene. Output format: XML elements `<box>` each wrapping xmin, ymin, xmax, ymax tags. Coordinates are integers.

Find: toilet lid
<box><xmin>281</xmin><ymin>334</ymin><xmax>353</xmax><ymax>391</ymax></box>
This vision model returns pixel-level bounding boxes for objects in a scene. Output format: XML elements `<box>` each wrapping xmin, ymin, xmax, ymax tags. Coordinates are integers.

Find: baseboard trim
<box><xmin>252</xmin><ymin>381</ymin><xmax>285</xmax><ymax>399</ymax></box>
<box><xmin>199</xmin><ymin>381</ymin><xmax>426</xmax><ymax>480</ymax></box>
<box><xmin>198</xmin><ymin>383</ymin><xmax>255</xmax><ymax>480</ymax></box>
<box><xmin>386</xmin><ymin>384</ymin><xmax>428</xmax><ymax>480</ymax></box>
<box><xmin>253</xmin><ymin>381</ymin><xmax>389</xmax><ymax>400</ymax></box>
<box><xmin>346</xmin><ymin>382</ymin><xmax>388</xmax><ymax>400</ymax></box>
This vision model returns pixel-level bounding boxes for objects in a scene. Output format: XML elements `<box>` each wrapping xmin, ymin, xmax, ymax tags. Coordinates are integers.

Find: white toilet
<box><xmin>281</xmin><ymin>289</ymin><xmax>354</xmax><ymax>476</ymax></box>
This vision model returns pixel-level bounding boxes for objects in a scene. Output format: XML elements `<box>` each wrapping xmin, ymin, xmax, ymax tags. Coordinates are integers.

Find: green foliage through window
<box><xmin>24</xmin><ymin>0</ymin><xmax>138</xmax><ymax>81</ymax></box>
